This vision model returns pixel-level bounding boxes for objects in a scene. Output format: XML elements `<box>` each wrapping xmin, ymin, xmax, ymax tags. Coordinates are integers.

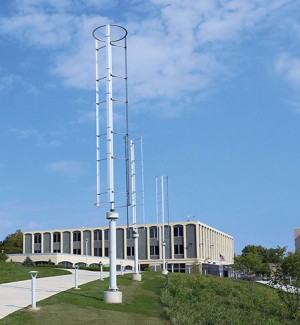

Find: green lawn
<box><xmin>0</xmin><ymin>272</ymin><xmax>169</xmax><ymax>325</ymax></box>
<box><xmin>1</xmin><ymin>270</ymin><xmax>299</xmax><ymax>325</ymax></box>
<box><xmin>161</xmin><ymin>273</ymin><xmax>299</xmax><ymax>325</ymax></box>
<box><xmin>0</xmin><ymin>262</ymin><xmax>71</xmax><ymax>284</ymax></box>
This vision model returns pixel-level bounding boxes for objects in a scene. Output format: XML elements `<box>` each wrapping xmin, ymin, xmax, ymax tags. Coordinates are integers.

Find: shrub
<box><xmin>22</xmin><ymin>256</ymin><xmax>35</xmax><ymax>267</ymax></box>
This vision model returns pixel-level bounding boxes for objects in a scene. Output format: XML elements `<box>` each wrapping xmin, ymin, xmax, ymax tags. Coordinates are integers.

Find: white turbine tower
<box><xmin>130</xmin><ymin>140</ymin><xmax>142</xmax><ymax>281</ymax></box>
<box><xmin>156</xmin><ymin>175</ymin><xmax>168</xmax><ymax>275</ymax></box>
<box><xmin>93</xmin><ymin>24</ymin><xmax>128</xmax><ymax>304</ymax></box>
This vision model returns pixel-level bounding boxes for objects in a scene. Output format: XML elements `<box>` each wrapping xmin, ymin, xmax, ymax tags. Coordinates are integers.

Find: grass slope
<box><xmin>1</xmin><ymin>271</ymin><xmax>298</xmax><ymax>325</ymax></box>
<box><xmin>0</xmin><ymin>263</ymin><xmax>71</xmax><ymax>284</ymax></box>
<box><xmin>161</xmin><ymin>274</ymin><xmax>298</xmax><ymax>325</ymax></box>
<box><xmin>0</xmin><ymin>272</ymin><xmax>169</xmax><ymax>325</ymax></box>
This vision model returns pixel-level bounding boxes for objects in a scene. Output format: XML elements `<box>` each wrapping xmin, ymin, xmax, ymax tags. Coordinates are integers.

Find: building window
<box><xmin>53</xmin><ymin>249</ymin><xmax>61</xmax><ymax>253</ymax></box>
<box><xmin>73</xmin><ymin>248</ymin><xmax>81</xmax><ymax>255</ymax></box>
<box><xmin>104</xmin><ymin>230</ymin><xmax>109</xmax><ymax>241</ymax></box>
<box><xmin>94</xmin><ymin>230</ymin><xmax>102</xmax><ymax>241</ymax></box>
<box><xmin>94</xmin><ymin>247</ymin><xmax>102</xmax><ymax>257</ymax></box>
<box><xmin>127</xmin><ymin>246</ymin><xmax>135</xmax><ymax>256</ymax></box>
<box><xmin>34</xmin><ymin>233</ymin><xmax>41</xmax><ymax>244</ymax></box>
<box><xmin>73</xmin><ymin>232</ymin><xmax>81</xmax><ymax>242</ymax></box>
<box><xmin>127</xmin><ymin>228</ymin><xmax>133</xmax><ymax>239</ymax></box>
<box><xmin>174</xmin><ymin>225</ymin><xmax>183</xmax><ymax>237</ymax></box>
<box><xmin>53</xmin><ymin>233</ymin><xmax>61</xmax><ymax>243</ymax></box>
<box><xmin>34</xmin><ymin>249</ymin><xmax>41</xmax><ymax>253</ymax></box>
<box><xmin>174</xmin><ymin>244</ymin><xmax>184</xmax><ymax>255</ymax></box>
<box><xmin>150</xmin><ymin>245</ymin><xmax>159</xmax><ymax>256</ymax></box>
<box><xmin>105</xmin><ymin>247</ymin><xmax>109</xmax><ymax>257</ymax></box>
<box><xmin>150</xmin><ymin>227</ymin><xmax>158</xmax><ymax>239</ymax></box>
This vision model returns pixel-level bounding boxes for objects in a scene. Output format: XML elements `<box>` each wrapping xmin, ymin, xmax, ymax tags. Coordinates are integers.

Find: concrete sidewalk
<box><xmin>0</xmin><ymin>269</ymin><xmax>109</xmax><ymax>319</ymax></box>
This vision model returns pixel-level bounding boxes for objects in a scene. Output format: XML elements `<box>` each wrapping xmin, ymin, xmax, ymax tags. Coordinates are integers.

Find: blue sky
<box><xmin>0</xmin><ymin>0</ymin><xmax>300</xmax><ymax>254</ymax></box>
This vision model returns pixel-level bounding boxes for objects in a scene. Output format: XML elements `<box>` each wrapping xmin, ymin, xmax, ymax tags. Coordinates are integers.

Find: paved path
<box><xmin>0</xmin><ymin>269</ymin><xmax>109</xmax><ymax>319</ymax></box>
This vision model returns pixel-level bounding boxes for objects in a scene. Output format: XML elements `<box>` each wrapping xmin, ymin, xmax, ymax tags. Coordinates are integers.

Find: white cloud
<box><xmin>0</xmin><ymin>71</ymin><xmax>38</xmax><ymax>94</ymax></box>
<box><xmin>9</xmin><ymin>128</ymin><xmax>39</xmax><ymax>140</ymax></box>
<box><xmin>9</xmin><ymin>127</ymin><xmax>65</xmax><ymax>147</ymax></box>
<box><xmin>275</xmin><ymin>53</ymin><xmax>300</xmax><ymax>86</ymax></box>
<box><xmin>77</xmin><ymin>110</ymin><xmax>95</xmax><ymax>124</ymax></box>
<box><xmin>14</xmin><ymin>0</ymin><xmax>117</xmax><ymax>13</ymax></box>
<box><xmin>47</xmin><ymin>160</ymin><xmax>85</xmax><ymax>178</ymax></box>
<box><xmin>282</xmin><ymin>99</ymin><xmax>300</xmax><ymax>115</ymax></box>
<box><xmin>0</xmin><ymin>0</ymin><xmax>298</xmax><ymax>116</ymax></box>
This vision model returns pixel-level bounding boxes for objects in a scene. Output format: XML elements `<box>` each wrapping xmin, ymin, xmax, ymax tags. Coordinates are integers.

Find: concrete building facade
<box><xmin>11</xmin><ymin>220</ymin><xmax>234</xmax><ymax>275</ymax></box>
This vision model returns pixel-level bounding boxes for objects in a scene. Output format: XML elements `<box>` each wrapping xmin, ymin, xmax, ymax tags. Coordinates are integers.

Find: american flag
<box><xmin>219</xmin><ymin>254</ymin><xmax>225</xmax><ymax>261</ymax></box>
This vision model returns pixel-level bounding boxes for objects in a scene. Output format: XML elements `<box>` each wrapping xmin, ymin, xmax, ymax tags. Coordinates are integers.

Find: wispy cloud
<box><xmin>0</xmin><ymin>70</ymin><xmax>38</xmax><ymax>94</ymax></box>
<box><xmin>275</xmin><ymin>53</ymin><xmax>300</xmax><ymax>86</ymax></box>
<box><xmin>46</xmin><ymin>160</ymin><xmax>85</xmax><ymax>178</ymax></box>
<box><xmin>0</xmin><ymin>0</ymin><xmax>298</xmax><ymax>116</ymax></box>
<box><xmin>76</xmin><ymin>110</ymin><xmax>95</xmax><ymax>125</ymax></box>
<box><xmin>9</xmin><ymin>127</ymin><xmax>64</xmax><ymax>147</ymax></box>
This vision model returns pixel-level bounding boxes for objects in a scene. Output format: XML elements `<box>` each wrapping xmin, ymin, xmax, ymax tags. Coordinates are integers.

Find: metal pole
<box><xmin>130</xmin><ymin>140</ymin><xmax>139</xmax><ymax>276</ymax></box>
<box><xmin>85</xmin><ymin>238</ymin><xmax>88</xmax><ymax>266</ymax></box>
<box><xmin>100</xmin><ymin>262</ymin><xmax>104</xmax><ymax>281</ymax></box>
<box><xmin>74</xmin><ymin>265</ymin><xmax>80</xmax><ymax>289</ymax></box>
<box><xmin>95</xmin><ymin>37</ymin><xmax>101</xmax><ymax>207</ymax></box>
<box><xmin>29</xmin><ymin>271</ymin><xmax>38</xmax><ymax>309</ymax></box>
<box><xmin>107</xmin><ymin>212</ymin><xmax>118</xmax><ymax>290</ymax></box>
<box><xmin>161</xmin><ymin>176</ymin><xmax>166</xmax><ymax>273</ymax></box>
<box><xmin>140</xmin><ymin>136</ymin><xmax>146</xmax><ymax>226</ymax></box>
<box><xmin>106</xmin><ymin>24</ymin><xmax>115</xmax><ymax>211</ymax></box>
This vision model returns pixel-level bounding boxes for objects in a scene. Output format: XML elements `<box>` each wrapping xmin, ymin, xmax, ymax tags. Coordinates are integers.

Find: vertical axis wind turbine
<box><xmin>156</xmin><ymin>175</ymin><xmax>169</xmax><ymax>275</ymax></box>
<box><xmin>130</xmin><ymin>140</ymin><xmax>142</xmax><ymax>281</ymax></box>
<box><xmin>93</xmin><ymin>24</ymin><xmax>128</xmax><ymax>304</ymax></box>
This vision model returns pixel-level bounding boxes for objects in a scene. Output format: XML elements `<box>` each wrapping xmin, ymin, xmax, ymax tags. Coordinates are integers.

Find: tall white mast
<box><xmin>161</xmin><ymin>175</ymin><xmax>167</xmax><ymax>274</ymax></box>
<box><xmin>95</xmin><ymin>37</ymin><xmax>101</xmax><ymax>207</ymax></box>
<box><xmin>156</xmin><ymin>175</ymin><xmax>168</xmax><ymax>275</ymax></box>
<box><xmin>93</xmin><ymin>24</ymin><xmax>128</xmax><ymax>304</ymax></box>
<box><xmin>130</xmin><ymin>140</ymin><xmax>142</xmax><ymax>281</ymax></box>
<box><xmin>140</xmin><ymin>136</ymin><xmax>146</xmax><ymax>226</ymax></box>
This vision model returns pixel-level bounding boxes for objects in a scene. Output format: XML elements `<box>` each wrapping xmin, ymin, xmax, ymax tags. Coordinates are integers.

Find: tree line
<box><xmin>234</xmin><ymin>244</ymin><xmax>300</xmax><ymax>320</ymax></box>
<box><xmin>0</xmin><ymin>229</ymin><xmax>23</xmax><ymax>262</ymax></box>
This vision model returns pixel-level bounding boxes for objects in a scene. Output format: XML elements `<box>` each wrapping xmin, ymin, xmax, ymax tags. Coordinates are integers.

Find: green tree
<box><xmin>0</xmin><ymin>251</ymin><xmax>8</xmax><ymax>262</ymax></box>
<box><xmin>22</xmin><ymin>256</ymin><xmax>35</xmax><ymax>267</ymax></box>
<box><xmin>240</xmin><ymin>245</ymin><xmax>286</xmax><ymax>276</ymax></box>
<box><xmin>242</xmin><ymin>245</ymin><xmax>286</xmax><ymax>264</ymax></box>
<box><xmin>0</xmin><ymin>229</ymin><xmax>23</xmax><ymax>254</ymax></box>
<box><xmin>271</xmin><ymin>251</ymin><xmax>300</xmax><ymax>320</ymax></box>
<box><xmin>234</xmin><ymin>252</ymin><xmax>263</xmax><ymax>293</ymax></box>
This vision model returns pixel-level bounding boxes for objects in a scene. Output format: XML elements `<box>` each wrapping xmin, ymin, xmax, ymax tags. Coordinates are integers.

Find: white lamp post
<box><xmin>85</xmin><ymin>238</ymin><xmax>88</xmax><ymax>266</ymax></box>
<box><xmin>120</xmin><ymin>261</ymin><xmax>124</xmax><ymax>275</ymax></box>
<box><xmin>100</xmin><ymin>262</ymin><xmax>104</xmax><ymax>281</ymax></box>
<box><xmin>74</xmin><ymin>265</ymin><xmax>80</xmax><ymax>290</ymax></box>
<box><xmin>29</xmin><ymin>271</ymin><xmax>39</xmax><ymax>310</ymax></box>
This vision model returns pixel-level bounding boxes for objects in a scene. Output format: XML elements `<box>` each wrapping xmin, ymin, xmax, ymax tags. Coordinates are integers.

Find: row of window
<box><xmin>32</xmin><ymin>226</ymin><xmax>184</xmax><ymax>244</ymax></box>
<box><xmin>149</xmin><ymin>226</ymin><xmax>183</xmax><ymax>238</ymax></box>
<box><xmin>93</xmin><ymin>247</ymin><xmax>109</xmax><ymax>257</ymax></box>
<box><xmin>34</xmin><ymin>245</ymin><xmax>184</xmax><ymax>257</ymax></box>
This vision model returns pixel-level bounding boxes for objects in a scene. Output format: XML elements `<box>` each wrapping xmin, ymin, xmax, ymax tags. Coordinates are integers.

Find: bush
<box><xmin>161</xmin><ymin>274</ymin><xmax>290</xmax><ymax>325</ymax></box>
<box><xmin>0</xmin><ymin>251</ymin><xmax>8</xmax><ymax>263</ymax></box>
<box><xmin>22</xmin><ymin>256</ymin><xmax>35</xmax><ymax>267</ymax></box>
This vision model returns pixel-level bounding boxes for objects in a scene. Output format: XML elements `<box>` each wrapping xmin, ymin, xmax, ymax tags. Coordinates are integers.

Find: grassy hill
<box><xmin>0</xmin><ymin>262</ymin><xmax>70</xmax><ymax>284</ymax></box>
<box><xmin>0</xmin><ymin>270</ymin><xmax>298</xmax><ymax>324</ymax></box>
